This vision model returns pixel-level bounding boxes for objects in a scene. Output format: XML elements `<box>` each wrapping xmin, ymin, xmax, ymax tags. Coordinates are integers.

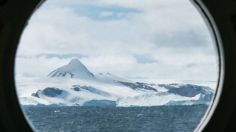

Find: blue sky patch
<box><xmin>72</xmin><ymin>5</ymin><xmax>142</xmax><ymax>21</ymax></box>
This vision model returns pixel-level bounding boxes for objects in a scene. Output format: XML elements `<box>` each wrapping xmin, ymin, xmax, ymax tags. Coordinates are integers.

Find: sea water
<box><xmin>22</xmin><ymin>105</ymin><xmax>208</xmax><ymax>132</ymax></box>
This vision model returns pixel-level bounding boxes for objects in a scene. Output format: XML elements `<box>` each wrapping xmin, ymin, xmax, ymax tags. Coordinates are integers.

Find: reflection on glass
<box><xmin>15</xmin><ymin>0</ymin><xmax>218</xmax><ymax>132</ymax></box>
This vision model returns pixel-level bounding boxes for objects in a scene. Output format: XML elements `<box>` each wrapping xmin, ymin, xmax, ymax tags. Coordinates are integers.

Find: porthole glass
<box><xmin>15</xmin><ymin>0</ymin><xmax>220</xmax><ymax>131</ymax></box>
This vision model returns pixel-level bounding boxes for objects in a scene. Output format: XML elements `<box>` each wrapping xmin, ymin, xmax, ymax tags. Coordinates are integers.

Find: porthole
<box><xmin>2</xmin><ymin>0</ymin><xmax>225</xmax><ymax>132</ymax></box>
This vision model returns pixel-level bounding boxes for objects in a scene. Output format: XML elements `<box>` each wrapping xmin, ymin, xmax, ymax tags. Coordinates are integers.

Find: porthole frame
<box><xmin>0</xmin><ymin>0</ymin><xmax>235</xmax><ymax>131</ymax></box>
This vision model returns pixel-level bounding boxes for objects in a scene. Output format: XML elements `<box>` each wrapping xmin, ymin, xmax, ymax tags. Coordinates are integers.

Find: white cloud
<box><xmin>16</xmin><ymin>0</ymin><xmax>219</xmax><ymax>84</ymax></box>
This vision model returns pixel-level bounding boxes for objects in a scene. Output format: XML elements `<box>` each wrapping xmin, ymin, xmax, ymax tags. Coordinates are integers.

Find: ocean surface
<box><xmin>22</xmin><ymin>105</ymin><xmax>208</xmax><ymax>132</ymax></box>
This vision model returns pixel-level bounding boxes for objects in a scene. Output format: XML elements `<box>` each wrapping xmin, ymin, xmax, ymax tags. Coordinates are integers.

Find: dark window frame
<box><xmin>0</xmin><ymin>0</ymin><xmax>235</xmax><ymax>131</ymax></box>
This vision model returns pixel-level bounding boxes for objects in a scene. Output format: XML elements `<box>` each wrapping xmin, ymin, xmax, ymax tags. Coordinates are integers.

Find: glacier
<box><xmin>16</xmin><ymin>59</ymin><xmax>215</xmax><ymax>107</ymax></box>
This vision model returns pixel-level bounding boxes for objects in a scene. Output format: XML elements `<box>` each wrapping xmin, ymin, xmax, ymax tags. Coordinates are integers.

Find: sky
<box><xmin>15</xmin><ymin>0</ymin><xmax>219</xmax><ymax>83</ymax></box>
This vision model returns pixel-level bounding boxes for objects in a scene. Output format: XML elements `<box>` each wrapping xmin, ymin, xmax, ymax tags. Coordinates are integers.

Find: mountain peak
<box><xmin>68</xmin><ymin>59</ymin><xmax>82</xmax><ymax>65</ymax></box>
<box><xmin>48</xmin><ymin>59</ymin><xmax>94</xmax><ymax>79</ymax></box>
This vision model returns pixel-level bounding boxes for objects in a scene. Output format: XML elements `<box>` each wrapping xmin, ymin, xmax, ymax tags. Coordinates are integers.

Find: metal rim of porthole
<box><xmin>0</xmin><ymin>0</ymin><xmax>235</xmax><ymax>131</ymax></box>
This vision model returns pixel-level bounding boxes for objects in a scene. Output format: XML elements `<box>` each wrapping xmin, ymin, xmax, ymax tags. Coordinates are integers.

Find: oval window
<box><xmin>15</xmin><ymin>0</ymin><xmax>220</xmax><ymax>131</ymax></box>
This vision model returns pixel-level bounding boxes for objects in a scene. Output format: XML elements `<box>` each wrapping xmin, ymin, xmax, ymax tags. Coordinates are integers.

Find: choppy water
<box><xmin>22</xmin><ymin>105</ymin><xmax>208</xmax><ymax>132</ymax></box>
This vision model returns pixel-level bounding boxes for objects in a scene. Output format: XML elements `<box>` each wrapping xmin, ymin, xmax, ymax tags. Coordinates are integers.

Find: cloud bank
<box><xmin>16</xmin><ymin>0</ymin><xmax>219</xmax><ymax>84</ymax></box>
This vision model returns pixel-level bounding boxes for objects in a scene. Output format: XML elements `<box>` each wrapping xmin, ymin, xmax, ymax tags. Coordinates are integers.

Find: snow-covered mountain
<box><xmin>18</xmin><ymin>59</ymin><xmax>215</xmax><ymax>107</ymax></box>
<box><xmin>95</xmin><ymin>72</ymin><xmax>129</xmax><ymax>83</ymax></box>
<box><xmin>48</xmin><ymin>59</ymin><xmax>94</xmax><ymax>79</ymax></box>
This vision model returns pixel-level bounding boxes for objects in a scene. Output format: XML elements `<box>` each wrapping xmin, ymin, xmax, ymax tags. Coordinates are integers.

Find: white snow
<box><xmin>48</xmin><ymin>59</ymin><xmax>94</xmax><ymax>79</ymax></box>
<box><xmin>117</xmin><ymin>94</ymin><xmax>201</xmax><ymax>107</ymax></box>
<box><xmin>16</xmin><ymin>59</ymin><xmax>215</xmax><ymax>106</ymax></box>
<box><xmin>96</xmin><ymin>72</ymin><xmax>130</xmax><ymax>83</ymax></box>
